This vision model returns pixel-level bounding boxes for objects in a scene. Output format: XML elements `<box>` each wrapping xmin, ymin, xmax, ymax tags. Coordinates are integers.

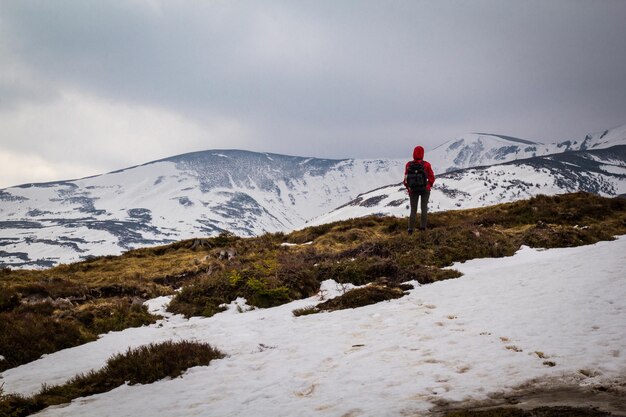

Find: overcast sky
<box><xmin>1</xmin><ymin>0</ymin><xmax>625</xmax><ymax>188</ymax></box>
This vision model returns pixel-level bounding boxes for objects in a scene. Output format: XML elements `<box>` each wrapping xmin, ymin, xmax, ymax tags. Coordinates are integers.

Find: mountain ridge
<box><xmin>0</xmin><ymin>151</ymin><xmax>405</xmax><ymax>267</ymax></box>
<box><xmin>1</xmin><ymin>123</ymin><xmax>625</xmax><ymax>269</ymax></box>
<box><xmin>428</xmin><ymin>123</ymin><xmax>626</xmax><ymax>173</ymax></box>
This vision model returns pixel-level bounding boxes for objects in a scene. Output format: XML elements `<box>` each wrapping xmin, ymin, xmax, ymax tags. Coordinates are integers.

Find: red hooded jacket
<box><xmin>403</xmin><ymin>146</ymin><xmax>435</xmax><ymax>192</ymax></box>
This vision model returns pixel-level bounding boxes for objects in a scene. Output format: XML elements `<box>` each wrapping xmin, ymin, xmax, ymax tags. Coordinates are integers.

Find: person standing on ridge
<box><xmin>403</xmin><ymin>145</ymin><xmax>435</xmax><ymax>234</ymax></box>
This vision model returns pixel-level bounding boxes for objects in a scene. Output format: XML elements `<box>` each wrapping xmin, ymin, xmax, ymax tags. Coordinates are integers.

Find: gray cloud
<box><xmin>0</xmin><ymin>0</ymin><xmax>625</xmax><ymax>186</ymax></box>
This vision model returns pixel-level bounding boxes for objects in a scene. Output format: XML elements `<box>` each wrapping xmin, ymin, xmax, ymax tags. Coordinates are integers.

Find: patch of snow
<box><xmin>599</xmin><ymin>164</ymin><xmax>626</xmax><ymax>175</ymax></box>
<box><xmin>280</xmin><ymin>241</ymin><xmax>313</xmax><ymax>247</ymax></box>
<box><xmin>220</xmin><ymin>297</ymin><xmax>252</xmax><ymax>315</ymax></box>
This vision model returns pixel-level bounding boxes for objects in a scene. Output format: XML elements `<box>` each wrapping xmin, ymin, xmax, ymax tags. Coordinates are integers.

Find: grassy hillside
<box><xmin>1</xmin><ymin>192</ymin><xmax>625</xmax><ymax>372</ymax></box>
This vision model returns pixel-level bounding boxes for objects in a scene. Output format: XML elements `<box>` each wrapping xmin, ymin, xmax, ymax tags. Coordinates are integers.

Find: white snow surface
<box><xmin>2</xmin><ymin>237</ymin><xmax>625</xmax><ymax>416</ymax></box>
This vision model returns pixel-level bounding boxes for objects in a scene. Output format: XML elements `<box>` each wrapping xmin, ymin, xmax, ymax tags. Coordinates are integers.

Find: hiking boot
<box><xmin>407</xmin><ymin>228</ymin><xmax>414</xmax><ymax>235</ymax></box>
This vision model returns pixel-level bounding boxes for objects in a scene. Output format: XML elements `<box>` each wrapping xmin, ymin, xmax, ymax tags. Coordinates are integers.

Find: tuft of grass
<box><xmin>292</xmin><ymin>305</ymin><xmax>320</xmax><ymax>317</ymax></box>
<box><xmin>294</xmin><ymin>283</ymin><xmax>412</xmax><ymax>316</ymax></box>
<box><xmin>0</xmin><ymin>340</ymin><xmax>225</xmax><ymax>417</ymax></box>
<box><xmin>317</xmin><ymin>284</ymin><xmax>409</xmax><ymax>311</ymax></box>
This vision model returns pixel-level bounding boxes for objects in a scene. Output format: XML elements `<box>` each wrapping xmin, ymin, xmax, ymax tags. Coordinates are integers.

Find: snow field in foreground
<box><xmin>2</xmin><ymin>236</ymin><xmax>625</xmax><ymax>417</ymax></box>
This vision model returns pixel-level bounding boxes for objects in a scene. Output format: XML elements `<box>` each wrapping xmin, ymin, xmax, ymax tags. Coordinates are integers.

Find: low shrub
<box><xmin>0</xmin><ymin>312</ymin><xmax>91</xmax><ymax>372</ymax></box>
<box><xmin>75</xmin><ymin>298</ymin><xmax>157</xmax><ymax>335</ymax></box>
<box><xmin>0</xmin><ymin>298</ymin><xmax>157</xmax><ymax>372</ymax></box>
<box><xmin>0</xmin><ymin>389</ymin><xmax>42</xmax><ymax>417</ymax></box>
<box><xmin>317</xmin><ymin>284</ymin><xmax>409</xmax><ymax>311</ymax></box>
<box><xmin>275</xmin><ymin>251</ymin><xmax>321</xmax><ymax>299</ymax></box>
<box><xmin>284</xmin><ymin>222</ymin><xmax>334</xmax><ymax>244</ymax></box>
<box><xmin>294</xmin><ymin>284</ymin><xmax>411</xmax><ymax>316</ymax></box>
<box><xmin>167</xmin><ymin>275</ymin><xmax>233</xmax><ymax>318</ymax></box>
<box><xmin>14</xmin><ymin>278</ymin><xmax>89</xmax><ymax>300</ymax></box>
<box><xmin>0</xmin><ymin>340</ymin><xmax>225</xmax><ymax>417</ymax></box>
<box><xmin>0</xmin><ymin>285</ymin><xmax>19</xmax><ymax>312</ymax></box>
<box><xmin>168</xmin><ymin>254</ymin><xmax>321</xmax><ymax>317</ymax></box>
<box><xmin>444</xmin><ymin>406</ymin><xmax>612</xmax><ymax>417</ymax></box>
<box><xmin>315</xmin><ymin>257</ymin><xmax>399</xmax><ymax>286</ymax></box>
<box><xmin>520</xmin><ymin>223</ymin><xmax>615</xmax><ymax>249</ymax></box>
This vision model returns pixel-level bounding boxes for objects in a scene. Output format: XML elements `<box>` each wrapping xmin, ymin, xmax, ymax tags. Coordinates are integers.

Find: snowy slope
<box><xmin>428</xmin><ymin>124</ymin><xmax>626</xmax><ymax>173</ymax></box>
<box><xmin>311</xmin><ymin>146</ymin><xmax>626</xmax><ymax>226</ymax></box>
<box><xmin>0</xmin><ymin>151</ymin><xmax>404</xmax><ymax>268</ymax></box>
<box><xmin>2</xmin><ymin>236</ymin><xmax>624</xmax><ymax>416</ymax></box>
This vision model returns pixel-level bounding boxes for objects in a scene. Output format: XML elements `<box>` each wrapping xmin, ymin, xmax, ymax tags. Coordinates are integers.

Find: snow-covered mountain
<box><xmin>311</xmin><ymin>145</ymin><xmax>626</xmax><ymax>226</ymax></box>
<box><xmin>429</xmin><ymin>124</ymin><xmax>626</xmax><ymax>173</ymax></box>
<box><xmin>0</xmin><ymin>151</ymin><xmax>404</xmax><ymax>268</ymax></box>
<box><xmin>2</xmin><ymin>124</ymin><xmax>625</xmax><ymax>269</ymax></box>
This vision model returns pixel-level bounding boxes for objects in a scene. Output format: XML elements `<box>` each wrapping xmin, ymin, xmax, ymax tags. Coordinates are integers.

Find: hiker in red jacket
<box><xmin>403</xmin><ymin>145</ymin><xmax>435</xmax><ymax>234</ymax></box>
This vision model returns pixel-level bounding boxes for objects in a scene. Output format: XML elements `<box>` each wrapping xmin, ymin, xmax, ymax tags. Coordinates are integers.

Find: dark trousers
<box><xmin>409</xmin><ymin>190</ymin><xmax>430</xmax><ymax>230</ymax></box>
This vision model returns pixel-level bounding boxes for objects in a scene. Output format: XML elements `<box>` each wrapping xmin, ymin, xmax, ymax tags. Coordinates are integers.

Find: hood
<box><xmin>413</xmin><ymin>146</ymin><xmax>424</xmax><ymax>160</ymax></box>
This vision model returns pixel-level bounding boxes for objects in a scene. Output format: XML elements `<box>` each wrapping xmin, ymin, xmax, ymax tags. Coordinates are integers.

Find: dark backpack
<box><xmin>406</xmin><ymin>161</ymin><xmax>428</xmax><ymax>191</ymax></box>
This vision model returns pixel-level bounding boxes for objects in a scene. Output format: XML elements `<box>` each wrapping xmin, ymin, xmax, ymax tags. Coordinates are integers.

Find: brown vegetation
<box><xmin>443</xmin><ymin>406</ymin><xmax>614</xmax><ymax>417</ymax></box>
<box><xmin>0</xmin><ymin>340</ymin><xmax>224</xmax><ymax>417</ymax></box>
<box><xmin>2</xmin><ymin>193</ymin><xmax>625</xmax><ymax>372</ymax></box>
<box><xmin>293</xmin><ymin>282</ymin><xmax>413</xmax><ymax>316</ymax></box>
